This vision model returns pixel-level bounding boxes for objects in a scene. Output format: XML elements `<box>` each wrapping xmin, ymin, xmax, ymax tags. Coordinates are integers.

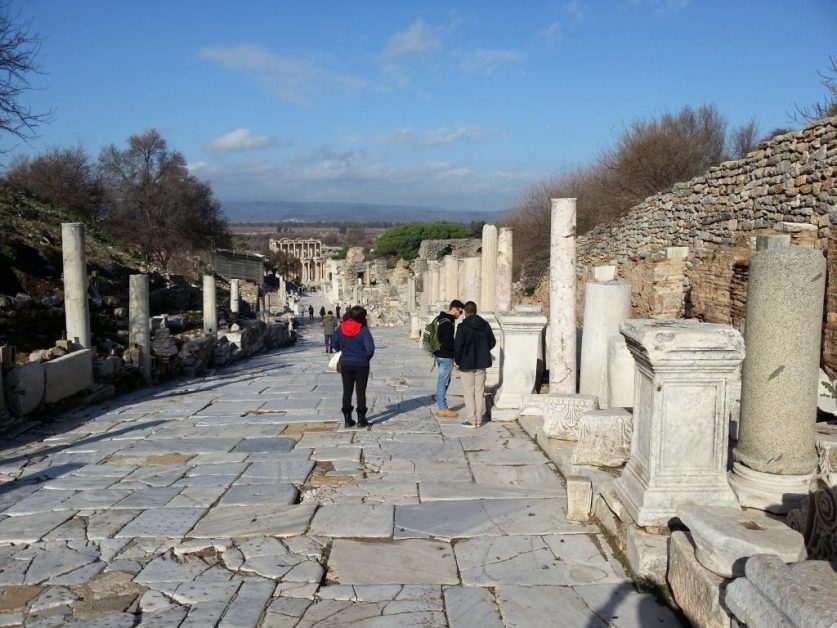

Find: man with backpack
<box><xmin>430</xmin><ymin>299</ymin><xmax>465</xmax><ymax>417</ymax></box>
<box><xmin>454</xmin><ymin>300</ymin><xmax>496</xmax><ymax>428</ymax></box>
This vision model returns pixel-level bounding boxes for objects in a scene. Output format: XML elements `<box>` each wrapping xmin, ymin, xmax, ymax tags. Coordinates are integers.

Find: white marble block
<box><xmin>614</xmin><ymin>319</ymin><xmax>742</xmax><ymax>527</ymax></box>
<box><xmin>494</xmin><ymin>308</ymin><xmax>546</xmax><ymax>407</ymax></box>
<box><xmin>539</xmin><ymin>393</ymin><xmax>598</xmax><ymax>440</ymax></box>
<box><xmin>579</xmin><ymin>282</ymin><xmax>632</xmax><ymax>407</ymax></box>
<box><xmin>607</xmin><ymin>334</ymin><xmax>635</xmax><ymax>408</ymax></box>
<box><xmin>566</xmin><ymin>475</ymin><xmax>593</xmax><ymax>521</ymax></box>
<box><xmin>572</xmin><ymin>408</ymin><xmax>633</xmax><ymax>467</ymax></box>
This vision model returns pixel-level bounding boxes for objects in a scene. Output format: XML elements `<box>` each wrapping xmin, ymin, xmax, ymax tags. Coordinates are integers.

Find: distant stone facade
<box><xmin>571</xmin><ymin>116</ymin><xmax>837</xmax><ymax>374</ymax></box>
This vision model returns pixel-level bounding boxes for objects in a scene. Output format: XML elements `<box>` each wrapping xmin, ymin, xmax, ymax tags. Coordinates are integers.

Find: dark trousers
<box><xmin>325</xmin><ymin>334</ymin><xmax>333</xmax><ymax>352</ymax></box>
<box><xmin>341</xmin><ymin>364</ymin><xmax>369</xmax><ymax>412</ymax></box>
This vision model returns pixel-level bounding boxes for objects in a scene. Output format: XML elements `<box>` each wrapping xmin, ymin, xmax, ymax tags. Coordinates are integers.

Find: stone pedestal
<box><xmin>549</xmin><ymin>199</ymin><xmax>576</xmax><ymax>393</ymax></box>
<box><xmin>203</xmin><ymin>275</ymin><xmax>217</xmax><ymax>338</ymax></box>
<box><xmin>409</xmin><ymin>311</ymin><xmax>421</xmax><ymax>339</ymax></box>
<box><xmin>494</xmin><ymin>308</ymin><xmax>547</xmax><ymax>409</ymax></box>
<box><xmin>607</xmin><ymin>334</ymin><xmax>635</xmax><ymax>408</ymax></box>
<box><xmin>579</xmin><ymin>282</ymin><xmax>631</xmax><ymax>407</ymax></box>
<box><xmin>407</xmin><ymin>277</ymin><xmax>416</xmax><ymax>309</ymax></box>
<box><xmin>480</xmin><ymin>225</ymin><xmax>497</xmax><ymax>311</ymax></box>
<box><xmin>483</xmin><ymin>313</ymin><xmax>503</xmax><ymax>390</ymax></box>
<box><xmin>536</xmin><ymin>393</ymin><xmax>598</xmax><ymax>440</ymax></box>
<box><xmin>730</xmin><ymin>246</ymin><xmax>826</xmax><ymax>513</ymax></box>
<box><xmin>614</xmin><ymin>319</ymin><xmax>743</xmax><ymax>527</ymax></box>
<box><xmin>128</xmin><ymin>274</ymin><xmax>151</xmax><ymax>381</ymax></box>
<box><xmin>496</xmin><ymin>227</ymin><xmax>513</xmax><ymax>313</ymax></box>
<box><xmin>61</xmin><ymin>223</ymin><xmax>91</xmax><ymax>349</ymax></box>
<box><xmin>230</xmin><ymin>279</ymin><xmax>240</xmax><ymax>314</ymax></box>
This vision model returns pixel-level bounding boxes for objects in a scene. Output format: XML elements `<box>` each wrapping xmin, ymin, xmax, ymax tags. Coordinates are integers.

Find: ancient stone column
<box><xmin>407</xmin><ymin>277</ymin><xmax>416</xmax><ymax>309</ymax></box>
<box><xmin>128</xmin><ymin>274</ymin><xmax>151</xmax><ymax>381</ymax></box>
<box><xmin>230</xmin><ymin>279</ymin><xmax>240</xmax><ymax>314</ymax></box>
<box><xmin>607</xmin><ymin>334</ymin><xmax>635</xmax><ymax>408</ymax></box>
<box><xmin>614</xmin><ymin>320</ymin><xmax>743</xmax><ymax>526</ymax></box>
<box><xmin>429</xmin><ymin>264</ymin><xmax>441</xmax><ymax>303</ymax></box>
<box><xmin>458</xmin><ymin>259</ymin><xmax>467</xmax><ymax>302</ymax></box>
<box><xmin>495</xmin><ymin>227</ymin><xmax>514</xmax><ymax>313</ymax></box>
<box><xmin>579</xmin><ymin>281</ymin><xmax>632</xmax><ymax>407</ymax></box>
<box><xmin>462</xmin><ymin>257</ymin><xmax>482</xmax><ymax>305</ymax></box>
<box><xmin>729</xmin><ymin>245</ymin><xmax>826</xmax><ymax>513</ymax></box>
<box><xmin>203</xmin><ymin>275</ymin><xmax>217</xmax><ymax>338</ymax></box>
<box><xmin>409</xmin><ymin>311</ymin><xmax>421</xmax><ymax>339</ymax></box>
<box><xmin>444</xmin><ymin>255</ymin><xmax>458</xmax><ymax>301</ymax></box>
<box><xmin>480</xmin><ymin>225</ymin><xmax>498</xmax><ymax>311</ymax></box>
<box><xmin>61</xmin><ymin>223</ymin><xmax>91</xmax><ymax>349</ymax></box>
<box><xmin>549</xmin><ymin>198</ymin><xmax>577</xmax><ymax>393</ymax></box>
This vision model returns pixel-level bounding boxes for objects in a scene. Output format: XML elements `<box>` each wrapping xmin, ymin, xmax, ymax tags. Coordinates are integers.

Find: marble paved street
<box><xmin>0</xmin><ymin>299</ymin><xmax>683</xmax><ymax>626</ymax></box>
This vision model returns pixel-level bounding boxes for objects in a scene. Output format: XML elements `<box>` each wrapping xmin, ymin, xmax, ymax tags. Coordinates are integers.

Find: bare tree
<box><xmin>0</xmin><ymin>6</ymin><xmax>52</xmax><ymax>147</ymax></box>
<box><xmin>792</xmin><ymin>57</ymin><xmax>837</xmax><ymax>124</ymax></box>
<box><xmin>98</xmin><ymin>128</ymin><xmax>230</xmax><ymax>269</ymax></box>
<box><xmin>729</xmin><ymin>118</ymin><xmax>760</xmax><ymax>159</ymax></box>
<box><xmin>5</xmin><ymin>145</ymin><xmax>103</xmax><ymax>220</ymax></box>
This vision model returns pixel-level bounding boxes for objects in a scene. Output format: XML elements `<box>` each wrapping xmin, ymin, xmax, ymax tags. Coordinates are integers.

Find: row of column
<box><xmin>275</xmin><ymin>241</ymin><xmax>321</xmax><ymax>259</ymax></box>
<box><xmin>300</xmin><ymin>259</ymin><xmax>324</xmax><ymax>283</ymax></box>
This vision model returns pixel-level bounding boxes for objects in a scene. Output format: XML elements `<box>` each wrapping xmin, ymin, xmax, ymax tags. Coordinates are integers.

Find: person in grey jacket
<box><xmin>322</xmin><ymin>311</ymin><xmax>337</xmax><ymax>353</ymax></box>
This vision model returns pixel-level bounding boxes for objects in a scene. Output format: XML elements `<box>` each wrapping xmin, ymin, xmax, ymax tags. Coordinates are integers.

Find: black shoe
<box><xmin>356</xmin><ymin>408</ymin><xmax>369</xmax><ymax>428</ymax></box>
<box><xmin>342</xmin><ymin>407</ymin><xmax>356</xmax><ymax>428</ymax></box>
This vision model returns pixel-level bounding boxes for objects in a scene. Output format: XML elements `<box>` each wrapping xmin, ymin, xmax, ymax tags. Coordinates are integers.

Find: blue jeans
<box><xmin>436</xmin><ymin>357</ymin><xmax>454</xmax><ymax>409</ymax></box>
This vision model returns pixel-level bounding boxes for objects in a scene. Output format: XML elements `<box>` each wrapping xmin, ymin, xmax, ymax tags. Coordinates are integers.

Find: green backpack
<box><xmin>421</xmin><ymin>316</ymin><xmax>443</xmax><ymax>354</ymax></box>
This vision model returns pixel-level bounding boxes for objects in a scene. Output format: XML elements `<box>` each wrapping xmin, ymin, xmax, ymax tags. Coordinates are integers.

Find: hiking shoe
<box><xmin>460</xmin><ymin>421</ymin><xmax>479</xmax><ymax>428</ymax></box>
<box><xmin>436</xmin><ymin>409</ymin><xmax>458</xmax><ymax>418</ymax></box>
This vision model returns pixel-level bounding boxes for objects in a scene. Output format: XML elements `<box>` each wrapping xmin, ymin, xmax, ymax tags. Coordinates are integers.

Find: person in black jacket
<box><xmin>454</xmin><ymin>300</ymin><xmax>496</xmax><ymax>428</ymax></box>
<box><xmin>434</xmin><ymin>299</ymin><xmax>464</xmax><ymax>417</ymax></box>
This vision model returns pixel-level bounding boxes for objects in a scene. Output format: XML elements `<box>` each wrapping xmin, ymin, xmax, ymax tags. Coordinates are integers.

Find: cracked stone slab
<box><xmin>16</xmin><ymin>542</ymin><xmax>100</xmax><ymax>585</ymax></box>
<box><xmin>470</xmin><ymin>463</ymin><xmax>558</xmax><ymax>485</ymax></box>
<box><xmin>188</xmin><ymin>504</ymin><xmax>316</xmax><ymax>539</ymax></box>
<box><xmin>328</xmin><ymin>540</ymin><xmax>458</xmax><ymax>585</ymax></box>
<box><xmin>419</xmin><ymin>482</ymin><xmax>564</xmax><ymax>501</ymax></box>
<box><xmin>238</xmin><ymin>459</ymin><xmax>315</xmax><ymax>485</ymax></box>
<box><xmin>0</xmin><ymin>510</ymin><xmax>77</xmax><ymax>544</ymax></box>
<box><xmin>218</xmin><ymin>578</ymin><xmax>275</xmax><ymax>627</ymax></box>
<box><xmin>394</xmin><ymin>499</ymin><xmax>590</xmax><ymax>540</ymax></box>
<box><xmin>115</xmin><ymin>508</ymin><xmax>206</xmax><ymax>538</ymax></box>
<box><xmin>134</xmin><ymin>553</ymin><xmax>208</xmax><ymax>584</ymax></box>
<box><xmin>231</xmin><ymin>437</ymin><xmax>296</xmax><ymax>453</ymax></box>
<box><xmin>573</xmin><ymin>582</ymin><xmax>685</xmax><ymax>627</ymax></box>
<box><xmin>217</xmin><ymin>483</ymin><xmax>298</xmax><ymax>506</ymax></box>
<box><xmin>309</xmin><ymin>504</ymin><xmax>394</xmax><ymax>538</ymax></box>
<box><xmin>224</xmin><ymin>537</ymin><xmax>324</xmax><ymax>582</ymax></box>
<box><xmin>455</xmin><ymin>535</ymin><xmax>624</xmax><ymax>586</ymax></box>
<box><xmin>444</xmin><ymin>586</ymin><xmax>504</xmax><ymax>628</ymax></box>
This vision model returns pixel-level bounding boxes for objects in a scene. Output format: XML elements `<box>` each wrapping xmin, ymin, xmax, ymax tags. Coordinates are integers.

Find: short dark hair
<box><xmin>464</xmin><ymin>301</ymin><xmax>477</xmax><ymax>315</ymax></box>
<box><xmin>348</xmin><ymin>305</ymin><xmax>368</xmax><ymax>326</ymax></box>
<box><xmin>450</xmin><ymin>299</ymin><xmax>465</xmax><ymax>310</ymax></box>
<box><xmin>328</xmin><ymin>311</ymin><xmax>333</xmax><ymax>315</ymax></box>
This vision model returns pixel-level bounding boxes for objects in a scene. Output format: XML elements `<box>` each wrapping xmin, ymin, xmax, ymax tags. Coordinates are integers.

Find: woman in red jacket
<box><xmin>331</xmin><ymin>306</ymin><xmax>375</xmax><ymax>428</ymax></box>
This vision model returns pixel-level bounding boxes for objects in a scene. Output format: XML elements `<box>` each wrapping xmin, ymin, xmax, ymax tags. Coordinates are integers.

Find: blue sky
<box><xmin>8</xmin><ymin>0</ymin><xmax>837</xmax><ymax>212</ymax></box>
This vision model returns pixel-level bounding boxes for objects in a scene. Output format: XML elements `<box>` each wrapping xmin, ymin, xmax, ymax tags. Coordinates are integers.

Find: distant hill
<box><xmin>221</xmin><ymin>199</ymin><xmax>502</xmax><ymax>224</ymax></box>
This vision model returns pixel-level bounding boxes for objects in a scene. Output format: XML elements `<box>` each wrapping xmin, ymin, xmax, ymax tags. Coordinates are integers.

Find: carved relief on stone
<box><xmin>541</xmin><ymin>393</ymin><xmax>598</xmax><ymax>441</ymax></box>
<box><xmin>788</xmin><ymin>478</ymin><xmax>837</xmax><ymax>561</ymax></box>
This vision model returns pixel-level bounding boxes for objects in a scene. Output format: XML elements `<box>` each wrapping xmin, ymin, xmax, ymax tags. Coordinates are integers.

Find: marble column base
<box><xmin>728</xmin><ymin>462</ymin><xmax>814</xmax><ymax>514</ymax></box>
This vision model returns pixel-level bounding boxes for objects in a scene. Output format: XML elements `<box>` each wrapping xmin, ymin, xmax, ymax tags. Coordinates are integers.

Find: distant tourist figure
<box><xmin>308</xmin><ymin>304</ymin><xmax>314</xmax><ymax>320</ymax></box>
<box><xmin>336</xmin><ymin>304</ymin><xmax>341</xmax><ymax>319</ymax></box>
<box><xmin>454</xmin><ymin>301</ymin><xmax>496</xmax><ymax>428</ymax></box>
<box><xmin>322</xmin><ymin>311</ymin><xmax>337</xmax><ymax>353</ymax></box>
<box><xmin>434</xmin><ymin>300</ymin><xmax>464</xmax><ymax>418</ymax></box>
<box><xmin>319</xmin><ymin>306</ymin><xmax>326</xmax><ymax>319</ymax></box>
<box><xmin>331</xmin><ymin>306</ymin><xmax>375</xmax><ymax>428</ymax></box>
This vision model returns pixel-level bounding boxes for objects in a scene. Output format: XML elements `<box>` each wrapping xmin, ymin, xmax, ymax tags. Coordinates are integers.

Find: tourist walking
<box><xmin>454</xmin><ymin>301</ymin><xmax>496</xmax><ymax>428</ymax></box>
<box><xmin>434</xmin><ymin>300</ymin><xmax>464</xmax><ymax>418</ymax></box>
<box><xmin>308</xmin><ymin>305</ymin><xmax>314</xmax><ymax>320</ymax></box>
<box><xmin>322</xmin><ymin>311</ymin><xmax>337</xmax><ymax>353</ymax></box>
<box><xmin>331</xmin><ymin>306</ymin><xmax>375</xmax><ymax>428</ymax></box>
<box><xmin>335</xmin><ymin>304</ymin><xmax>341</xmax><ymax>319</ymax></box>
<box><xmin>319</xmin><ymin>306</ymin><xmax>326</xmax><ymax>319</ymax></box>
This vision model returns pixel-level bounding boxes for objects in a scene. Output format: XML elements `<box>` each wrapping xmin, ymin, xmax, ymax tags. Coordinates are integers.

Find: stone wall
<box><xmin>417</xmin><ymin>238</ymin><xmax>481</xmax><ymax>260</ymax></box>
<box><xmin>573</xmin><ymin>116</ymin><xmax>837</xmax><ymax>374</ymax></box>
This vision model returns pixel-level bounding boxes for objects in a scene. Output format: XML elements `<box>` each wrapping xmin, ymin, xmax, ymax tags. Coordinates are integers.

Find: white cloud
<box><xmin>459</xmin><ymin>49</ymin><xmax>526</xmax><ymax>76</ymax></box>
<box><xmin>187</xmin><ymin>160</ymin><xmax>209</xmax><ymax>172</ymax></box>
<box><xmin>385</xmin><ymin>125</ymin><xmax>493</xmax><ymax>148</ymax></box>
<box><xmin>199</xmin><ymin>44</ymin><xmax>373</xmax><ymax>105</ymax></box>
<box><xmin>625</xmin><ymin>0</ymin><xmax>689</xmax><ymax>13</ymax></box>
<box><xmin>383</xmin><ymin>19</ymin><xmax>443</xmax><ymax>60</ymax></box>
<box><xmin>208</xmin><ymin>128</ymin><xmax>277</xmax><ymax>154</ymax></box>
<box><xmin>538</xmin><ymin>22</ymin><xmax>563</xmax><ymax>46</ymax></box>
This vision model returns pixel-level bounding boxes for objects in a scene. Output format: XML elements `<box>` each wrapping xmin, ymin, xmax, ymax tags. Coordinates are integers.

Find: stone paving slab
<box><xmin>0</xmin><ymin>311</ymin><xmax>679</xmax><ymax>626</ymax></box>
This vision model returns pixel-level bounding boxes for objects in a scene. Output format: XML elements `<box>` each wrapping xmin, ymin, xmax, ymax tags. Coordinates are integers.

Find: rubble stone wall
<box><xmin>417</xmin><ymin>238</ymin><xmax>481</xmax><ymax>259</ymax></box>
<box><xmin>574</xmin><ymin>116</ymin><xmax>837</xmax><ymax>374</ymax></box>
